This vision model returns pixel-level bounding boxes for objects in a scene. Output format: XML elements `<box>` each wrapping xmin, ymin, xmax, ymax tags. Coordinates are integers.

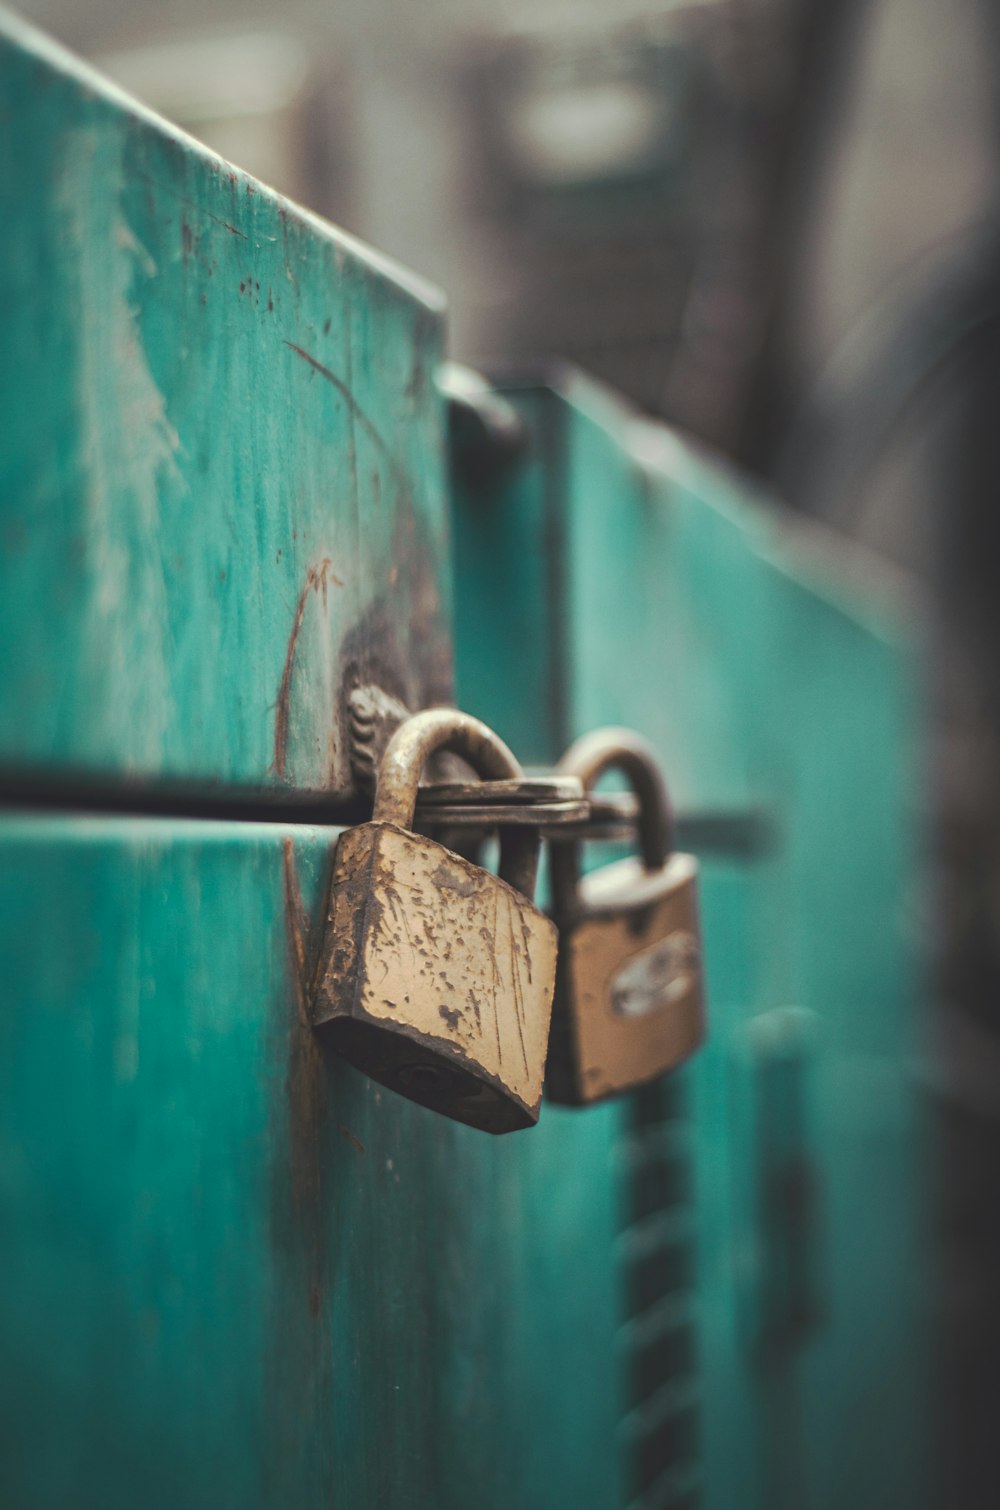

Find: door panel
<box><xmin>1</xmin><ymin>14</ymin><xmax>450</xmax><ymax>799</ymax></box>
<box><xmin>1</xmin><ymin>20</ymin><xmax>626</xmax><ymax>1508</ymax></box>
<box><xmin>0</xmin><ymin>817</ymin><xmax>435</xmax><ymax>1508</ymax></box>
<box><xmin>0</xmin><ymin>815</ymin><xmax>625</xmax><ymax>1509</ymax></box>
<box><xmin>452</xmin><ymin>373</ymin><xmax>924</xmax><ymax>1510</ymax></box>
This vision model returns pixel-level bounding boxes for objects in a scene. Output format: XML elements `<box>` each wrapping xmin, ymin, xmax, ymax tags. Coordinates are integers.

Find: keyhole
<box><xmin>397</xmin><ymin>1062</ymin><xmax>460</xmax><ymax>1096</ymax></box>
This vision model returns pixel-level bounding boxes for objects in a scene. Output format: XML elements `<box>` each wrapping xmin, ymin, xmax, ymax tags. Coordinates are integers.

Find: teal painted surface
<box><xmin>453</xmin><ymin>374</ymin><xmax>925</xmax><ymax>1509</ymax></box>
<box><xmin>451</xmin><ymin>391</ymin><xmax>566</xmax><ymax>766</ymax></box>
<box><xmin>1</xmin><ymin>23</ymin><xmax>624</xmax><ymax>1508</ymax></box>
<box><xmin>0</xmin><ymin>12</ymin><xmax>451</xmax><ymax>798</ymax></box>
<box><xmin>0</xmin><ymin>815</ymin><xmax>623</xmax><ymax>1509</ymax></box>
<box><xmin>561</xmin><ymin>377</ymin><xmax>924</xmax><ymax>1510</ymax></box>
<box><xmin>1</xmin><ymin>11</ymin><xmax>924</xmax><ymax>1507</ymax></box>
<box><xmin>452</xmin><ymin>401</ymin><xmax>628</xmax><ymax>1505</ymax></box>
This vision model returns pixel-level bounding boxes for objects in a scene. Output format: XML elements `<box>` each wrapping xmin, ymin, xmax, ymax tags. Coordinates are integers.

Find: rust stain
<box><xmin>282</xmin><ymin>836</ymin><xmax>311</xmax><ymax>985</ymax></box>
<box><xmin>269</xmin><ymin>774</ymin><xmax>342</xmax><ymax>1495</ymax></box>
<box><xmin>430</xmin><ymin>859</ymin><xmax>479</xmax><ymax>898</ymax></box>
<box><xmin>273</xmin><ymin>559</ymin><xmax>343</xmax><ymax>780</ymax></box>
<box><xmin>273</xmin><ymin>556</ymin><xmax>355</xmax><ymax>1243</ymax></box>
<box><xmin>277</xmin><ymin>841</ymin><xmax>333</xmax><ymax>1368</ymax></box>
<box><xmin>272</xmin><ymin>559</ymin><xmax>356</xmax><ymax>1312</ymax></box>
<box><xmin>336</xmin><ymin>1124</ymin><xmax>365</xmax><ymax>1156</ymax></box>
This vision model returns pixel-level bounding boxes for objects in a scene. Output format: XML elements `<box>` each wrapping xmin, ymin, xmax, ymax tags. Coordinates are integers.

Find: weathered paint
<box><xmin>0</xmin><ymin>807</ymin><xmax>625</xmax><ymax>1509</ymax></box>
<box><xmin>0</xmin><ymin>11</ymin><xmax>451</xmax><ymax>799</ymax></box>
<box><xmin>0</xmin><ymin>17</ymin><xmax>624</xmax><ymax>1510</ymax></box>
<box><xmin>452</xmin><ymin>374</ymin><xmax>925</xmax><ymax>1510</ymax></box>
<box><xmin>0</xmin><ymin>815</ymin><xmax>545</xmax><ymax>1508</ymax></box>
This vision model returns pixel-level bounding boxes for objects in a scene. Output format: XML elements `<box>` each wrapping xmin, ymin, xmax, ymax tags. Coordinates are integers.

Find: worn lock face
<box><xmin>546</xmin><ymin>729</ymin><xmax>706</xmax><ymax>1106</ymax></box>
<box><xmin>313</xmin><ymin>709</ymin><xmax>558</xmax><ymax>1133</ymax></box>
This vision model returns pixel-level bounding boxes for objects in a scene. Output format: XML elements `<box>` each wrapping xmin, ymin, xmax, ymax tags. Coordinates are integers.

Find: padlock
<box><xmin>312</xmin><ymin>708</ymin><xmax>558</xmax><ymax>1133</ymax></box>
<box><xmin>545</xmin><ymin>728</ymin><xmax>706</xmax><ymax>1105</ymax></box>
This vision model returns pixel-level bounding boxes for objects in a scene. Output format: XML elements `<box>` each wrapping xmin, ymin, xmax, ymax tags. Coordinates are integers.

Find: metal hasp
<box><xmin>546</xmin><ymin>727</ymin><xmax>706</xmax><ymax>1104</ymax></box>
<box><xmin>312</xmin><ymin>709</ymin><xmax>558</xmax><ymax>1132</ymax></box>
<box><xmin>413</xmin><ymin>774</ymin><xmax>588</xmax><ymax>829</ymax></box>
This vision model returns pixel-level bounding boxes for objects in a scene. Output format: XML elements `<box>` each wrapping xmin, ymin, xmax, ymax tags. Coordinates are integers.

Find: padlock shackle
<box><xmin>557</xmin><ymin>727</ymin><xmax>673</xmax><ymax>870</ymax></box>
<box><xmin>373</xmin><ymin>708</ymin><xmax>540</xmax><ymax>899</ymax></box>
<box><xmin>375</xmin><ymin>708</ymin><xmax>523</xmax><ymax>824</ymax></box>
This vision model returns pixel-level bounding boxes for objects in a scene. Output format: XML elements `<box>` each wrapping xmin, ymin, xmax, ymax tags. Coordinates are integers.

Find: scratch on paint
<box><xmin>488</xmin><ymin>883</ymin><xmax>503</xmax><ymax>1067</ymax></box>
<box><xmin>337</xmin><ymin>1125</ymin><xmax>365</xmax><ymax>1156</ymax></box>
<box><xmin>210</xmin><ymin>213</ymin><xmax>248</xmax><ymax>238</ymax></box>
<box><xmin>283</xmin><ymin>342</ymin><xmax>409</xmax><ymax>492</ymax></box>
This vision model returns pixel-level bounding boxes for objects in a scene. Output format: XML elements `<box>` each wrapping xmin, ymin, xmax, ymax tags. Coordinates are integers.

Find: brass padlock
<box><xmin>313</xmin><ymin>708</ymin><xmax>558</xmax><ymax>1133</ymax></box>
<box><xmin>545</xmin><ymin>728</ymin><xmax>706</xmax><ymax>1105</ymax></box>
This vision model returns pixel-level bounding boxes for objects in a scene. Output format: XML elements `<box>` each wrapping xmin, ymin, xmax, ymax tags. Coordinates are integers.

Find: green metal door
<box><xmin>2</xmin><ymin>13</ymin><xmax>924</xmax><ymax>1510</ymax></box>
<box><xmin>453</xmin><ymin>377</ymin><xmax>925</xmax><ymax>1510</ymax></box>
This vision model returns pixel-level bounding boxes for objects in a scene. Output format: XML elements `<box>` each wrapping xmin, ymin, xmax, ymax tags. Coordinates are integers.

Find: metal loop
<box><xmin>557</xmin><ymin>727</ymin><xmax>674</xmax><ymax>871</ymax></box>
<box><xmin>373</xmin><ymin>708</ymin><xmax>539</xmax><ymax>898</ymax></box>
<box><xmin>374</xmin><ymin>709</ymin><xmax>523</xmax><ymax>826</ymax></box>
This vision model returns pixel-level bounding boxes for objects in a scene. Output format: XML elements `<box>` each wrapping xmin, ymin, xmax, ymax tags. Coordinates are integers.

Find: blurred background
<box><xmin>15</xmin><ymin>0</ymin><xmax>1000</xmax><ymax>1501</ymax></box>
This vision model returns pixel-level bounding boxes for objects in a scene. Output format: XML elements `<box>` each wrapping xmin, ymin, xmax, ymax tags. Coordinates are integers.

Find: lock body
<box><xmin>314</xmin><ymin>819</ymin><xmax>558</xmax><ymax>1132</ymax></box>
<box><xmin>546</xmin><ymin>850</ymin><xmax>705</xmax><ymax>1105</ymax></box>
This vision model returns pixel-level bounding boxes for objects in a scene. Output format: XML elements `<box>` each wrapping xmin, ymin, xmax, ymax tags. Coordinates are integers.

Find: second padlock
<box><xmin>545</xmin><ymin>728</ymin><xmax>706</xmax><ymax>1105</ymax></box>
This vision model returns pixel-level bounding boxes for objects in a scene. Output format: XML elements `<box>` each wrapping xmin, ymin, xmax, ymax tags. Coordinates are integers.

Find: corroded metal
<box><xmin>416</xmin><ymin>776</ymin><xmax>584</xmax><ymax>807</ymax></box>
<box><xmin>553</xmin><ymin>727</ymin><xmax>674</xmax><ymax>871</ymax></box>
<box><xmin>414</xmin><ymin>774</ymin><xmax>588</xmax><ymax>830</ymax></box>
<box><xmin>348</xmin><ymin>685</ymin><xmax>413</xmax><ymax>792</ymax></box>
<box><xmin>545</xmin><ymin>729</ymin><xmax>706</xmax><ymax>1106</ymax></box>
<box><xmin>416</xmin><ymin>798</ymin><xmax>587</xmax><ymax>828</ymax></box>
<box><xmin>313</xmin><ymin>708</ymin><xmax>557</xmax><ymax>1132</ymax></box>
<box><xmin>372</xmin><ymin>709</ymin><xmax>522</xmax><ymax>824</ymax></box>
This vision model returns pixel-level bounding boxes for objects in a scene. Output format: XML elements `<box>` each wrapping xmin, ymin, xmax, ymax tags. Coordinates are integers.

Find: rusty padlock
<box><xmin>312</xmin><ymin>708</ymin><xmax>558</xmax><ymax>1133</ymax></box>
<box><xmin>545</xmin><ymin>728</ymin><xmax>706</xmax><ymax>1105</ymax></box>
